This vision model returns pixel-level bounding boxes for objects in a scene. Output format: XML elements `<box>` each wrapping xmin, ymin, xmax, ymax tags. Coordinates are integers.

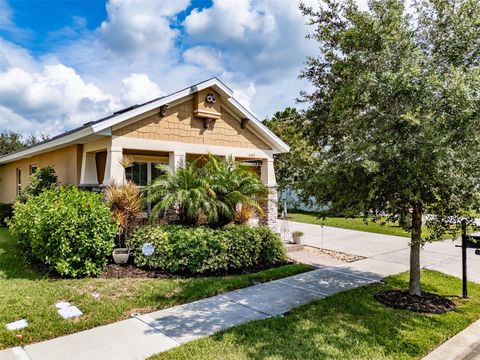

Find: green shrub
<box><xmin>128</xmin><ymin>224</ymin><xmax>287</xmax><ymax>275</ymax></box>
<box><xmin>8</xmin><ymin>186</ymin><xmax>118</xmax><ymax>277</ymax></box>
<box><xmin>0</xmin><ymin>203</ymin><xmax>13</xmax><ymax>227</ymax></box>
<box><xmin>18</xmin><ymin>166</ymin><xmax>58</xmax><ymax>202</ymax></box>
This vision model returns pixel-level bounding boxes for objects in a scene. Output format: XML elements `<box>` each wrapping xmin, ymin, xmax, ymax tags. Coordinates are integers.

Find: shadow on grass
<box><xmin>0</xmin><ymin>228</ymin><xmax>43</xmax><ymax>280</ymax></box>
<box><xmin>154</xmin><ymin>271</ymin><xmax>478</xmax><ymax>360</ymax></box>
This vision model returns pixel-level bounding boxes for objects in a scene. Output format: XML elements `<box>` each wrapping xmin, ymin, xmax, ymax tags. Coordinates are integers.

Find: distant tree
<box><xmin>264</xmin><ymin>108</ymin><xmax>316</xmax><ymax>201</ymax></box>
<box><xmin>0</xmin><ymin>131</ymin><xmax>24</xmax><ymax>156</ymax></box>
<box><xmin>300</xmin><ymin>0</ymin><xmax>480</xmax><ymax>295</ymax></box>
<box><xmin>0</xmin><ymin>130</ymin><xmax>50</xmax><ymax>156</ymax></box>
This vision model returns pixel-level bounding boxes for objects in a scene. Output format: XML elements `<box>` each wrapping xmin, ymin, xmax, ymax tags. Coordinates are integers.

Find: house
<box><xmin>0</xmin><ymin>78</ymin><xmax>290</xmax><ymax>230</ymax></box>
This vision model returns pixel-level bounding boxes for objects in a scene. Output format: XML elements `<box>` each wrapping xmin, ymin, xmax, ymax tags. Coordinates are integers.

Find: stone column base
<box><xmin>260</xmin><ymin>187</ymin><xmax>278</xmax><ymax>232</ymax></box>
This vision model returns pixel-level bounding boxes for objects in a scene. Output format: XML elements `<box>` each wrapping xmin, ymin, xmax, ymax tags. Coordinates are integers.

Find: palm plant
<box><xmin>203</xmin><ymin>155</ymin><xmax>268</xmax><ymax>227</ymax></box>
<box><xmin>105</xmin><ymin>180</ymin><xmax>143</xmax><ymax>247</ymax></box>
<box><xmin>146</xmin><ymin>161</ymin><xmax>218</xmax><ymax>225</ymax></box>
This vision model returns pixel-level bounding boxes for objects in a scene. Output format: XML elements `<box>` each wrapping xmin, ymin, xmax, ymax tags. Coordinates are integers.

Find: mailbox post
<box><xmin>457</xmin><ymin>220</ymin><xmax>480</xmax><ymax>299</ymax></box>
<box><xmin>461</xmin><ymin>221</ymin><xmax>468</xmax><ymax>298</ymax></box>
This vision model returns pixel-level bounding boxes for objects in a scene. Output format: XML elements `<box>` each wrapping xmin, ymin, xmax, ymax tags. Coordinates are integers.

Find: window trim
<box><xmin>125</xmin><ymin>161</ymin><xmax>168</xmax><ymax>187</ymax></box>
<box><xmin>29</xmin><ymin>164</ymin><xmax>38</xmax><ymax>176</ymax></box>
<box><xmin>16</xmin><ymin>168</ymin><xmax>21</xmax><ymax>196</ymax></box>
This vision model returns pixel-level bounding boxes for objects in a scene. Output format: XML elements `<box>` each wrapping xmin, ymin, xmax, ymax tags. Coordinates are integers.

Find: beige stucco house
<box><xmin>0</xmin><ymin>78</ymin><xmax>289</xmax><ymax>229</ymax></box>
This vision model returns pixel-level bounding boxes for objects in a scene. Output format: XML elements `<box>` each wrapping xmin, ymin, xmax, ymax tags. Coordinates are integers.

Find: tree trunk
<box><xmin>409</xmin><ymin>205</ymin><xmax>423</xmax><ymax>296</ymax></box>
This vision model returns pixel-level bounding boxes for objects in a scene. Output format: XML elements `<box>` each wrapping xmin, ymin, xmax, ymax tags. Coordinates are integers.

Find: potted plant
<box><xmin>292</xmin><ymin>231</ymin><xmax>304</xmax><ymax>244</ymax></box>
<box><xmin>106</xmin><ymin>178</ymin><xmax>142</xmax><ymax>264</ymax></box>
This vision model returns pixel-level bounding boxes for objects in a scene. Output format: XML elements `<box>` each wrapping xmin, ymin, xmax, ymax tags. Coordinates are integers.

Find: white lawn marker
<box><xmin>6</xmin><ymin>319</ymin><xmax>28</xmax><ymax>331</ymax></box>
<box><xmin>55</xmin><ymin>301</ymin><xmax>83</xmax><ymax>319</ymax></box>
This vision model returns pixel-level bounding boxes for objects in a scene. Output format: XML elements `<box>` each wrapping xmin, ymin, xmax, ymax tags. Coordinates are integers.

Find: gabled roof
<box><xmin>0</xmin><ymin>78</ymin><xmax>289</xmax><ymax>165</ymax></box>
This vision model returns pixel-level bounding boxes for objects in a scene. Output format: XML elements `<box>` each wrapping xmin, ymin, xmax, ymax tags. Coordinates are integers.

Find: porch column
<box><xmin>80</xmin><ymin>151</ymin><xmax>98</xmax><ymax>185</ymax></box>
<box><xmin>169</xmin><ymin>151</ymin><xmax>186</xmax><ymax>172</ymax></box>
<box><xmin>260</xmin><ymin>158</ymin><xmax>278</xmax><ymax>232</ymax></box>
<box><xmin>103</xmin><ymin>146</ymin><xmax>124</xmax><ymax>185</ymax></box>
<box><xmin>166</xmin><ymin>151</ymin><xmax>186</xmax><ymax>223</ymax></box>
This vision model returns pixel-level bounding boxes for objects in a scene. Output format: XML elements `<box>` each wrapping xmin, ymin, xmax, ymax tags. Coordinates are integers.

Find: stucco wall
<box><xmin>0</xmin><ymin>144</ymin><xmax>82</xmax><ymax>203</ymax></box>
<box><xmin>113</xmin><ymin>99</ymin><xmax>272</xmax><ymax>150</ymax></box>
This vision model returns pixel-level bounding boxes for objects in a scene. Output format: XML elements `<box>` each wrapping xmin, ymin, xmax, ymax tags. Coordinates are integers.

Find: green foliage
<box><xmin>147</xmin><ymin>161</ymin><xmax>216</xmax><ymax>225</ymax></box>
<box><xmin>0</xmin><ymin>130</ymin><xmax>24</xmax><ymax>156</ymax></box>
<box><xmin>0</xmin><ymin>130</ymin><xmax>49</xmax><ymax>156</ymax></box>
<box><xmin>128</xmin><ymin>225</ymin><xmax>287</xmax><ymax>275</ymax></box>
<box><xmin>300</xmin><ymin>0</ymin><xmax>480</xmax><ymax>234</ymax></box>
<box><xmin>146</xmin><ymin>156</ymin><xmax>268</xmax><ymax>227</ymax></box>
<box><xmin>264</xmin><ymin>108</ymin><xmax>317</xmax><ymax>199</ymax></box>
<box><xmin>203</xmin><ymin>155</ymin><xmax>268</xmax><ymax>226</ymax></box>
<box><xmin>0</xmin><ymin>203</ymin><xmax>13</xmax><ymax>227</ymax></box>
<box><xmin>299</xmin><ymin>0</ymin><xmax>480</xmax><ymax>293</ymax></box>
<box><xmin>8</xmin><ymin>186</ymin><xmax>118</xmax><ymax>277</ymax></box>
<box><xmin>18</xmin><ymin>166</ymin><xmax>58</xmax><ymax>202</ymax></box>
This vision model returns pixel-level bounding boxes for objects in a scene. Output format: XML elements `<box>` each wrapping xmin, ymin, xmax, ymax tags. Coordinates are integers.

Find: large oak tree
<box><xmin>300</xmin><ymin>0</ymin><xmax>480</xmax><ymax>295</ymax></box>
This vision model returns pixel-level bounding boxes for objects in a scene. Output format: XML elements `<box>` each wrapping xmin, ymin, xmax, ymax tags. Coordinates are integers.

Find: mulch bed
<box><xmin>101</xmin><ymin>264</ymin><xmax>169</xmax><ymax>279</ymax></box>
<box><xmin>304</xmin><ymin>245</ymin><xmax>366</xmax><ymax>263</ymax></box>
<box><xmin>101</xmin><ymin>260</ymin><xmax>296</xmax><ymax>279</ymax></box>
<box><xmin>374</xmin><ymin>290</ymin><xmax>456</xmax><ymax>314</ymax></box>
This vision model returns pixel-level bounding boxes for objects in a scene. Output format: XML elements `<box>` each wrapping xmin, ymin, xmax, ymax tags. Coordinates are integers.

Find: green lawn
<box><xmin>0</xmin><ymin>229</ymin><xmax>311</xmax><ymax>349</ymax></box>
<box><xmin>152</xmin><ymin>270</ymin><xmax>480</xmax><ymax>360</ymax></box>
<box><xmin>288</xmin><ymin>212</ymin><xmax>416</xmax><ymax>238</ymax></box>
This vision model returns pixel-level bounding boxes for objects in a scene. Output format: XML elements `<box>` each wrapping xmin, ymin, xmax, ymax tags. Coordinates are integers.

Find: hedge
<box><xmin>128</xmin><ymin>224</ymin><xmax>287</xmax><ymax>275</ymax></box>
<box><xmin>8</xmin><ymin>186</ymin><xmax>118</xmax><ymax>277</ymax></box>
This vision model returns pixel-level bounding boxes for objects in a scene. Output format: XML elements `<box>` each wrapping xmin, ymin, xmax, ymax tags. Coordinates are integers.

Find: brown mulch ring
<box><xmin>101</xmin><ymin>264</ymin><xmax>169</xmax><ymax>279</ymax></box>
<box><xmin>304</xmin><ymin>245</ymin><xmax>366</xmax><ymax>263</ymax></box>
<box><xmin>101</xmin><ymin>260</ymin><xmax>297</xmax><ymax>279</ymax></box>
<box><xmin>374</xmin><ymin>290</ymin><xmax>456</xmax><ymax>314</ymax></box>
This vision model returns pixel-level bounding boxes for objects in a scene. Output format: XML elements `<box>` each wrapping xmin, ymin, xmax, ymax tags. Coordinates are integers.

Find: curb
<box><xmin>422</xmin><ymin>319</ymin><xmax>480</xmax><ymax>360</ymax></box>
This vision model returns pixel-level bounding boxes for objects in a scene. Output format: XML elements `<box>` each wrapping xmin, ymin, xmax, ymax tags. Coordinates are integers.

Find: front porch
<box><xmin>78</xmin><ymin>138</ymin><xmax>278</xmax><ymax>230</ymax></box>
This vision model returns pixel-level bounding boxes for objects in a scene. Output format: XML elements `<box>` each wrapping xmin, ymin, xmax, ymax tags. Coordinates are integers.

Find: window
<box><xmin>151</xmin><ymin>163</ymin><xmax>166</xmax><ymax>182</ymax></box>
<box><xmin>29</xmin><ymin>165</ymin><xmax>37</xmax><ymax>175</ymax></box>
<box><xmin>125</xmin><ymin>160</ymin><xmax>169</xmax><ymax>187</ymax></box>
<box><xmin>16</xmin><ymin>168</ymin><xmax>21</xmax><ymax>196</ymax></box>
<box><xmin>125</xmin><ymin>162</ymin><xmax>148</xmax><ymax>186</ymax></box>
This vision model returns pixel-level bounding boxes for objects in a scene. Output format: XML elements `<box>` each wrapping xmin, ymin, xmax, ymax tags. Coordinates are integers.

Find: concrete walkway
<box><xmin>2</xmin><ymin>221</ymin><xmax>478</xmax><ymax>360</ymax></box>
<box><xmin>0</xmin><ymin>265</ymin><xmax>384</xmax><ymax>360</ymax></box>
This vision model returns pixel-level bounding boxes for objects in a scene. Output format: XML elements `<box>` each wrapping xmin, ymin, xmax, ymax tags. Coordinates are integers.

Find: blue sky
<box><xmin>0</xmin><ymin>0</ymin><xmax>318</xmax><ymax>136</ymax></box>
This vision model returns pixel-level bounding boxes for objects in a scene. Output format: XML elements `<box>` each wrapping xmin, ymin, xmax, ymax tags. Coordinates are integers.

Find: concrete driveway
<box><xmin>287</xmin><ymin>220</ymin><xmax>480</xmax><ymax>283</ymax></box>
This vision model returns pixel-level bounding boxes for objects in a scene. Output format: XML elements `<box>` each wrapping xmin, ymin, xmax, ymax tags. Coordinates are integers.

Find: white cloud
<box><xmin>183</xmin><ymin>46</ymin><xmax>223</xmax><ymax>73</ymax></box>
<box><xmin>184</xmin><ymin>0</ymin><xmax>268</xmax><ymax>41</ymax></box>
<box><xmin>121</xmin><ymin>73</ymin><xmax>164</xmax><ymax>104</ymax></box>
<box><xmin>232</xmin><ymin>82</ymin><xmax>256</xmax><ymax>112</ymax></box>
<box><xmin>184</xmin><ymin>0</ymin><xmax>317</xmax><ymax>84</ymax></box>
<box><xmin>0</xmin><ymin>0</ymin><xmax>322</xmax><ymax>135</ymax></box>
<box><xmin>99</xmin><ymin>0</ymin><xmax>190</xmax><ymax>58</ymax></box>
<box><xmin>0</xmin><ymin>63</ymin><xmax>119</xmax><ymax>132</ymax></box>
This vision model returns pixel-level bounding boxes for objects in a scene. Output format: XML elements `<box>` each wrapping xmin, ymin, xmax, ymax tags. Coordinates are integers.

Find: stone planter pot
<box><xmin>112</xmin><ymin>248</ymin><xmax>130</xmax><ymax>264</ymax></box>
<box><xmin>292</xmin><ymin>235</ymin><xmax>303</xmax><ymax>245</ymax></box>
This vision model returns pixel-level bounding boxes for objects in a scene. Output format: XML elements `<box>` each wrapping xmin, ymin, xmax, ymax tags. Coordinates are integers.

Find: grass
<box><xmin>0</xmin><ymin>228</ymin><xmax>312</xmax><ymax>349</ymax></box>
<box><xmin>288</xmin><ymin>211</ymin><xmax>419</xmax><ymax>238</ymax></box>
<box><xmin>151</xmin><ymin>270</ymin><xmax>480</xmax><ymax>360</ymax></box>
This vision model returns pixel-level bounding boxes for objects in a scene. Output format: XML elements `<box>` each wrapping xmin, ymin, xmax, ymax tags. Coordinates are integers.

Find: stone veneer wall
<box><xmin>113</xmin><ymin>100</ymin><xmax>271</xmax><ymax>150</ymax></box>
<box><xmin>260</xmin><ymin>187</ymin><xmax>278</xmax><ymax>232</ymax></box>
